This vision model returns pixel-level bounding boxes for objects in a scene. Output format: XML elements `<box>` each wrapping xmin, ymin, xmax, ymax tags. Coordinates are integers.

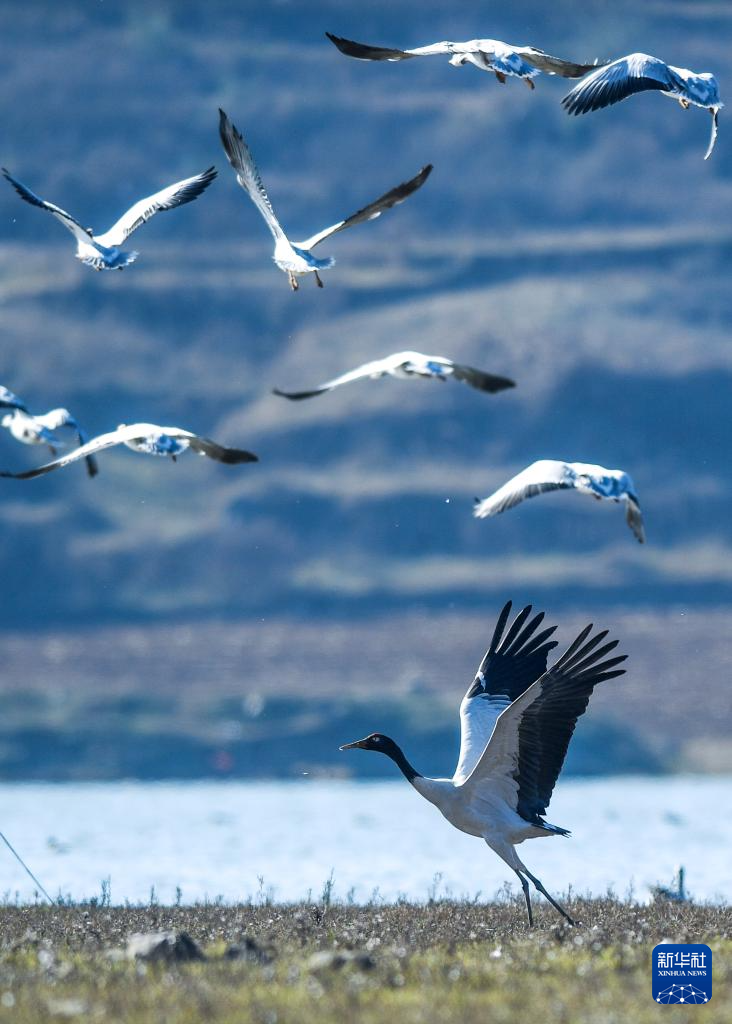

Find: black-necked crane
<box><xmin>341</xmin><ymin>601</ymin><xmax>627</xmax><ymax>926</ymax></box>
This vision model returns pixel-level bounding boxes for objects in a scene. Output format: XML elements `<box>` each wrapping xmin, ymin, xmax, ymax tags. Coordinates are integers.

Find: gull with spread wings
<box><xmin>2</xmin><ymin>405</ymin><xmax>99</xmax><ymax>478</ymax></box>
<box><xmin>327</xmin><ymin>31</ymin><xmax>600</xmax><ymax>90</ymax></box>
<box><xmin>474</xmin><ymin>460</ymin><xmax>645</xmax><ymax>542</ymax></box>
<box><xmin>274</xmin><ymin>350</ymin><xmax>516</xmax><ymax>400</ymax></box>
<box><xmin>0</xmin><ymin>423</ymin><xmax>258</xmax><ymax>480</ymax></box>
<box><xmin>218</xmin><ymin>108</ymin><xmax>432</xmax><ymax>290</ymax></box>
<box><xmin>562</xmin><ymin>53</ymin><xmax>722</xmax><ymax>160</ymax></box>
<box><xmin>341</xmin><ymin>602</ymin><xmax>627</xmax><ymax>926</ymax></box>
<box><xmin>2</xmin><ymin>165</ymin><xmax>217</xmax><ymax>269</ymax></box>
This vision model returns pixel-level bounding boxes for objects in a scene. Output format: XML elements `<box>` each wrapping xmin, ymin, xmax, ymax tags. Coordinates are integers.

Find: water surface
<box><xmin>1</xmin><ymin>777</ymin><xmax>728</xmax><ymax>905</ymax></box>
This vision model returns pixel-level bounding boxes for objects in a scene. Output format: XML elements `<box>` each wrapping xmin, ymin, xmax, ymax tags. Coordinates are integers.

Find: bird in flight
<box><xmin>0</xmin><ymin>385</ymin><xmax>28</xmax><ymax>413</ymax></box>
<box><xmin>341</xmin><ymin>601</ymin><xmax>626</xmax><ymax>926</ymax></box>
<box><xmin>562</xmin><ymin>53</ymin><xmax>722</xmax><ymax>159</ymax></box>
<box><xmin>2</xmin><ymin>406</ymin><xmax>99</xmax><ymax>478</ymax></box>
<box><xmin>0</xmin><ymin>423</ymin><xmax>258</xmax><ymax>480</ymax></box>
<box><xmin>273</xmin><ymin>350</ymin><xmax>516</xmax><ymax>400</ymax></box>
<box><xmin>473</xmin><ymin>460</ymin><xmax>644</xmax><ymax>542</ymax></box>
<box><xmin>218</xmin><ymin>108</ymin><xmax>432</xmax><ymax>290</ymax></box>
<box><xmin>326</xmin><ymin>32</ymin><xmax>600</xmax><ymax>90</ymax></box>
<box><xmin>2</xmin><ymin>165</ymin><xmax>217</xmax><ymax>269</ymax></box>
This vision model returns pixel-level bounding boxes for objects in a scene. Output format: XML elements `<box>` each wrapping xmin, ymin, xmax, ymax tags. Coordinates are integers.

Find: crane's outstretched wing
<box><xmin>296</xmin><ymin>164</ymin><xmax>432</xmax><ymax>250</ymax></box>
<box><xmin>95</xmin><ymin>167</ymin><xmax>217</xmax><ymax>247</ymax></box>
<box><xmin>326</xmin><ymin>32</ymin><xmax>454</xmax><ymax>61</ymax></box>
<box><xmin>450</xmin><ymin>363</ymin><xmax>516</xmax><ymax>394</ymax></box>
<box><xmin>562</xmin><ymin>53</ymin><xmax>677</xmax><ymax>115</ymax></box>
<box><xmin>517</xmin><ymin>47</ymin><xmax>602</xmax><ymax>79</ymax></box>
<box><xmin>461</xmin><ymin>623</ymin><xmax>626</xmax><ymax>827</ymax></box>
<box><xmin>186</xmin><ymin>436</ymin><xmax>259</xmax><ymax>463</ymax></box>
<box><xmin>0</xmin><ymin>386</ymin><xmax>28</xmax><ymax>413</ymax></box>
<box><xmin>474</xmin><ymin>460</ymin><xmax>574</xmax><ymax>518</ymax></box>
<box><xmin>453</xmin><ymin>602</ymin><xmax>559</xmax><ymax>783</ymax></box>
<box><xmin>34</xmin><ymin>408</ymin><xmax>99</xmax><ymax>478</ymax></box>
<box><xmin>273</xmin><ymin>356</ymin><xmax>396</xmax><ymax>400</ymax></box>
<box><xmin>2</xmin><ymin>168</ymin><xmax>91</xmax><ymax>243</ymax></box>
<box><xmin>625</xmin><ymin>495</ymin><xmax>645</xmax><ymax>543</ymax></box>
<box><xmin>218</xmin><ymin>109</ymin><xmax>287</xmax><ymax>241</ymax></box>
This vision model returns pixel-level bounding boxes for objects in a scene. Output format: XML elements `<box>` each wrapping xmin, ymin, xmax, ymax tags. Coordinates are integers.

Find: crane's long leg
<box><xmin>523</xmin><ymin>867</ymin><xmax>575</xmax><ymax>925</ymax></box>
<box><xmin>514</xmin><ymin>869</ymin><xmax>533</xmax><ymax>927</ymax></box>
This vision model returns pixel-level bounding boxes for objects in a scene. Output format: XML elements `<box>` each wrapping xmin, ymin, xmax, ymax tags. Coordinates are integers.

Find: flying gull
<box><xmin>474</xmin><ymin>460</ymin><xmax>644</xmax><ymax>542</ymax></box>
<box><xmin>218</xmin><ymin>108</ymin><xmax>432</xmax><ymax>290</ymax></box>
<box><xmin>0</xmin><ymin>423</ymin><xmax>258</xmax><ymax>480</ymax></box>
<box><xmin>273</xmin><ymin>350</ymin><xmax>516</xmax><ymax>400</ymax></box>
<box><xmin>562</xmin><ymin>53</ymin><xmax>722</xmax><ymax>159</ymax></box>
<box><xmin>2</xmin><ymin>166</ymin><xmax>217</xmax><ymax>269</ymax></box>
<box><xmin>326</xmin><ymin>32</ymin><xmax>600</xmax><ymax>89</ymax></box>
<box><xmin>2</xmin><ymin>407</ymin><xmax>99</xmax><ymax>478</ymax></box>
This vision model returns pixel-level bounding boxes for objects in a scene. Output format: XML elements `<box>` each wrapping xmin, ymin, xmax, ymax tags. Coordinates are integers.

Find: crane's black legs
<box><xmin>523</xmin><ymin>868</ymin><xmax>575</xmax><ymax>925</ymax></box>
<box><xmin>514</xmin><ymin>869</ymin><xmax>533</xmax><ymax>927</ymax></box>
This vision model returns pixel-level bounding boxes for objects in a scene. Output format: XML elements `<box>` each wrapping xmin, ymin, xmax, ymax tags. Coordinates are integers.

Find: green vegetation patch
<box><xmin>0</xmin><ymin>899</ymin><xmax>730</xmax><ymax>1023</ymax></box>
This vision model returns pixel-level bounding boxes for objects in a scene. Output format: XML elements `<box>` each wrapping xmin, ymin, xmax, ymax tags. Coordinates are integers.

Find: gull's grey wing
<box><xmin>562</xmin><ymin>53</ymin><xmax>677</xmax><ymax>115</ymax></box>
<box><xmin>450</xmin><ymin>363</ymin><xmax>516</xmax><ymax>394</ymax></box>
<box><xmin>705</xmin><ymin>107</ymin><xmax>720</xmax><ymax>161</ymax></box>
<box><xmin>296</xmin><ymin>164</ymin><xmax>432</xmax><ymax>251</ymax></box>
<box><xmin>2</xmin><ymin>168</ymin><xmax>91</xmax><ymax>242</ymax></box>
<box><xmin>34</xmin><ymin>408</ymin><xmax>99</xmax><ymax>478</ymax></box>
<box><xmin>625</xmin><ymin>495</ymin><xmax>645</xmax><ymax>543</ymax></box>
<box><xmin>218</xmin><ymin>109</ymin><xmax>286</xmax><ymax>241</ymax></box>
<box><xmin>0</xmin><ymin>426</ymin><xmax>142</xmax><ymax>480</ymax></box>
<box><xmin>186</xmin><ymin>436</ymin><xmax>259</xmax><ymax>464</ymax></box>
<box><xmin>0</xmin><ymin>386</ymin><xmax>28</xmax><ymax>413</ymax></box>
<box><xmin>326</xmin><ymin>32</ymin><xmax>423</xmax><ymax>61</ymax></box>
<box><xmin>516</xmin><ymin>47</ymin><xmax>603</xmax><ymax>79</ymax></box>
<box><xmin>273</xmin><ymin>357</ymin><xmax>394</xmax><ymax>400</ymax></box>
<box><xmin>474</xmin><ymin>460</ymin><xmax>574</xmax><ymax>518</ymax></box>
<box><xmin>95</xmin><ymin>167</ymin><xmax>217</xmax><ymax>246</ymax></box>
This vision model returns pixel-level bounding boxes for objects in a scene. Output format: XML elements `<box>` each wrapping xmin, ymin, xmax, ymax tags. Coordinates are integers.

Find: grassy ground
<box><xmin>0</xmin><ymin>899</ymin><xmax>729</xmax><ymax>1022</ymax></box>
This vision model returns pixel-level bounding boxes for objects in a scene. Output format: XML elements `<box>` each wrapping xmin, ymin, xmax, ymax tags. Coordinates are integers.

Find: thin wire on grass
<box><xmin>0</xmin><ymin>829</ymin><xmax>54</xmax><ymax>905</ymax></box>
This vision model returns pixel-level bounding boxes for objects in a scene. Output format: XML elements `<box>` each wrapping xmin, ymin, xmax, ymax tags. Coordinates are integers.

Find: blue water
<box><xmin>1</xmin><ymin>777</ymin><xmax>729</xmax><ymax>905</ymax></box>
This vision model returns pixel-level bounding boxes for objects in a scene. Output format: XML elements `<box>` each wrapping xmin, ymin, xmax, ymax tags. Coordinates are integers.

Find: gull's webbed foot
<box><xmin>494</xmin><ymin>70</ymin><xmax>507</xmax><ymax>84</ymax></box>
<box><xmin>524</xmin><ymin>77</ymin><xmax>536</xmax><ymax>90</ymax></box>
<box><xmin>287</xmin><ymin>272</ymin><xmax>299</xmax><ymax>291</ymax></box>
<box><xmin>679</xmin><ymin>97</ymin><xmax>690</xmax><ymax>110</ymax></box>
<box><xmin>314</xmin><ymin>271</ymin><xmax>324</xmax><ymax>289</ymax></box>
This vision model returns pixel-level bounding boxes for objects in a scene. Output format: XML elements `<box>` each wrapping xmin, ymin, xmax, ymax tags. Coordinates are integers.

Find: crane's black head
<box><xmin>340</xmin><ymin>732</ymin><xmax>397</xmax><ymax>754</ymax></box>
<box><xmin>340</xmin><ymin>733</ymin><xmax>420</xmax><ymax>782</ymax></box>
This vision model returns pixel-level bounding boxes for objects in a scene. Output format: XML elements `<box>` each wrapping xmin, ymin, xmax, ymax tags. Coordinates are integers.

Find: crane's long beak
<box><xmin>340</xmin><ymin>738</ymin><xmax>367</xmax><ymax>751</ymax></box>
